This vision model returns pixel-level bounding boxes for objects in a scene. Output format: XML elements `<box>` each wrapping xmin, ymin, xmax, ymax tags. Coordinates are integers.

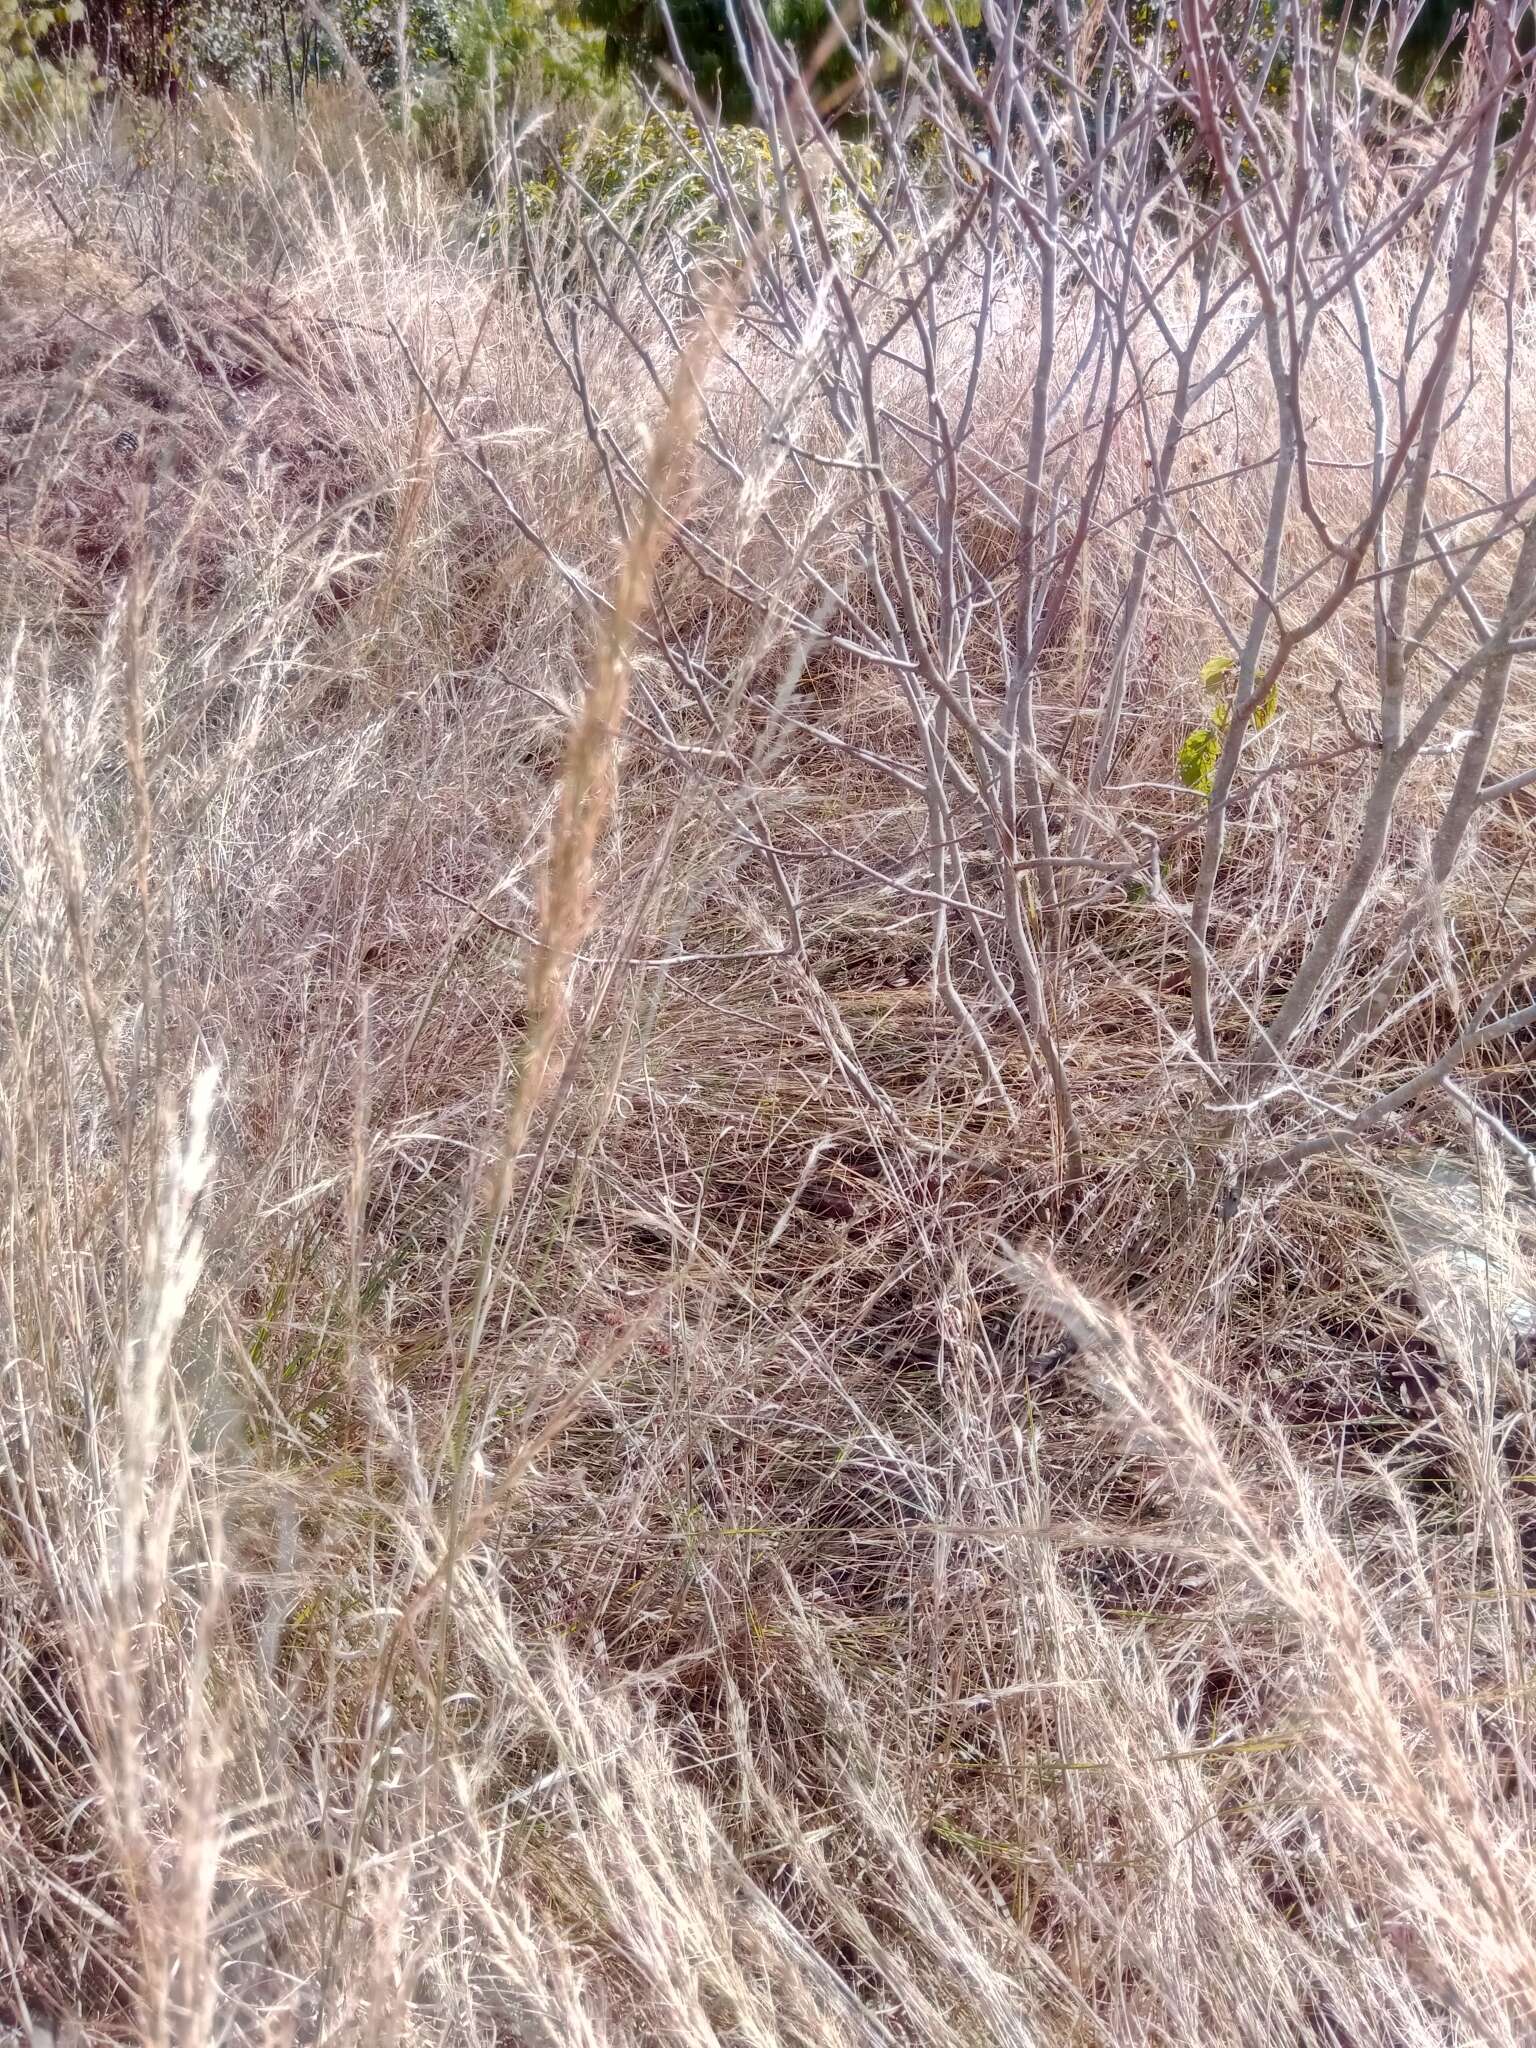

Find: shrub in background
<box><xmin>521</xmin><ymin>107</ymin><xmax>879</xmax><ymax>250</ymax></box>
<box><xmin>447</xmin><ymin>0</ymin><xmax>603</xmax><ymax>97</ymax></box>
<box><xmin>573</xmin><ymin>0</ymin><xmax>978</xmax><ymax>123</ymax></box>
<box><xmin>83</xmin><ymin>0</ymin><xmax>189</xmax><ymax>94</ymax></box>
<box><xmin>1</xmin><ymin>0</ymin><xmax>93</xmax><ymax>119</ymax></box>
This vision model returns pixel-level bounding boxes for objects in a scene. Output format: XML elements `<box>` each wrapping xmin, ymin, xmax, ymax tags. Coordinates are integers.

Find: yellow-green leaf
<box><xmin>1178</xmin><ymin>724</ymin><xmax>1221</xmax><ymax>796</ymax></box>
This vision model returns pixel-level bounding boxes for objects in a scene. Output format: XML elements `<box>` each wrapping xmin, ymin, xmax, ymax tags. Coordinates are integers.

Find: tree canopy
<box><xmin>571</xmin><ymin>0</ymin><xmax>958</xmax><ymax>123</ymax></box>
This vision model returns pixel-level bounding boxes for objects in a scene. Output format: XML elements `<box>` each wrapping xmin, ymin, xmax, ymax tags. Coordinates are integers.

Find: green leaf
<box><xmin>1199</xmin><ymin>651</ymin><xmax>1236</xmax><ymax>694</ymax></box>
<box><xmin>1178</xmin><ymin>724</ymin><xmax>1221</xmax><ymax>796</ymax></box>
<box><xmin>1252</xmin><ymin>680</ymin><xmax>1280</xmax><ymax>731</ymax></box>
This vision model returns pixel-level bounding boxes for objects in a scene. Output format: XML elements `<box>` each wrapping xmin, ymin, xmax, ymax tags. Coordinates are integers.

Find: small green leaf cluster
<box><xmin>1177</xmin><ymin>651</ymin><xmax>1279</xmax><ymax>798</ymax></box>
<box><xmin>443</xmin><ymin>0</ymin><xmax>605</xmax><ymax>100</ymax></box>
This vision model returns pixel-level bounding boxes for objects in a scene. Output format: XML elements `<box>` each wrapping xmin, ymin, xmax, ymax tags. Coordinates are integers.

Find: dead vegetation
<box><xmin>1</xmin><ymin>6</ymin><xmax>1535</xmax><ymax>2043</ymax></box>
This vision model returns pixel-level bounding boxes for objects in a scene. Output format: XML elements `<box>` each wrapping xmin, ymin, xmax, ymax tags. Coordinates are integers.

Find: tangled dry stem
<box><xmin>1</xmin><ymin>5</ymin><xmax>1535</xmax><ymax>2042</ymax></box>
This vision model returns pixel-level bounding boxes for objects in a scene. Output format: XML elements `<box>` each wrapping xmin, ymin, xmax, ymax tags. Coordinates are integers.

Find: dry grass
<box><xmin>0</xmin><ymin>58</ymin><xmax>1535</xmax><ymax>2048</ymax></box>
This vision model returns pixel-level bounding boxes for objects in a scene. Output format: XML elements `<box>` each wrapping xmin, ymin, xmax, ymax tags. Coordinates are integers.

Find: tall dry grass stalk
<box><xmin>0</xmin><ymin>3</ymin><xmax>1534</xmax><ymax>2042</ymax></box>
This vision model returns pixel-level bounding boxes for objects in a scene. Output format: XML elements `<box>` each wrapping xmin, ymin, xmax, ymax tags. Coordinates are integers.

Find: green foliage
<box><xmin>546</xmin><ymin>109</ymin><xmax>774</xmax><ymax>227</ymax></box>
<box><xmin>1324</xmin><ymin>0</ymin><xmax>1468</xmax><ymax>96</ymax></box>
<box><xmin>338</xmin><ymin>0</ymin><xmax>457</xmax><ymax>85</ymax></box>
<box><xmin>1</xmin><ymin>0</ymin><xmax>93</xmax><ymax>120</ymax></box>
<box><xmin>572</xmin><ymin>0</ymin><xmax>976</xmax><ymax>125</ymax></box>
<box><xmin>1125</xmin><ymin>0</ymin><xmax>1291</xmax><ymax>94</ymax></box>
<box><xmin>520</xmin><ymin>107</ymin><xmax>879</xmax><ymax>250</ymax></box>
<box><xmin>1199</xmin><ymin>651</ymin><xmax>1236</xmax><ymax>695</ymax></box>
<box><xmin>445</xmin><ymin>0</ymin><xmax>603</xmax><ymax>96</ymax></box>
<box><xmin>1176</xmin><ymin>723</ymin><xmax>1222</xmax><ymax>798</ymax></box>
<box><xmin>1177</xmin><ymin>652</ymin><xmax>1278</xmax><ymax>798</ymax></box>
<box><xmin>192</xmin><ymin>0</ymin><xmax>457</xmax><ymax>99</ymax></box>
<box><xmin>191</xmin><ymin>2</ymin><xmax>321</xmax><ymax>96</ymax></box>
